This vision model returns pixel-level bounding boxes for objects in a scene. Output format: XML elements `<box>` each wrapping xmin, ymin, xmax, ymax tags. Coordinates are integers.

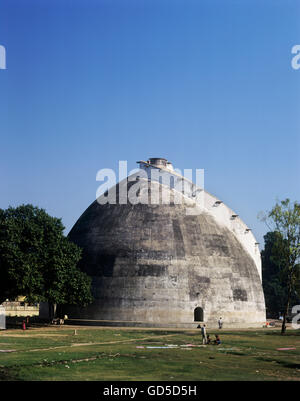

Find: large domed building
<box><xmin>64</xmin><ymin>158</ymin><xmax>266</xmax><ymax>328</ymax></box>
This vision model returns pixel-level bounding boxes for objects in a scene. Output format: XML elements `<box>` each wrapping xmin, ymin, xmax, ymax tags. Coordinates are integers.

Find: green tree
<box><xmin>261</xmin><ymin>231</ymin><xmax>300</xmax><ymax>318</ymax></box>
<box><xmin>259</xmin><ymin>199</ymin><xmax>300</xmax><ymax>334</ymax></box>
<box><xmin>0</xmin><ymin>204</ymin><xmax>93</xmax><ymax>318</ymax></box>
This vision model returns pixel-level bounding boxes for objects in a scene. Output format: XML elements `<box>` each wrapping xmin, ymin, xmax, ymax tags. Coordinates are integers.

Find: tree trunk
<box><xmin>48</xmin><ymin>303</ymin><xmax>57</xmax><ymax>321</ymax></box>
<box><xmin>281</xmin><ymin>267</ymin><xmax>293</xmax><ymax>334</ymax></box>
<box><xmin>48</xmin><ymin>303</ymin><xmax>53</xmax><ymax>322</ymax></box>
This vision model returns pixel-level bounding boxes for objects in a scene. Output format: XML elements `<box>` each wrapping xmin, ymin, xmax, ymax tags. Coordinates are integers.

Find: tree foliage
<box><xmin>261</xmin><ymin>231</ymin><xmax>300</xmax><ymax>318</ymax></box>
<box><xmin>0</xmin><ymin>204</ymin><xmax>93</xmax><ymax>308</ymax></box>
<box><xmin>259</xmin><ymin>199</ymin><xmax>300</xmax><ymax>333</ymax></box>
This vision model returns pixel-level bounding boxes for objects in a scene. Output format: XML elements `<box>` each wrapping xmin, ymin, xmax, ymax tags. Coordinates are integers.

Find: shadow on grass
<box><xmin>264</xmin><ymin>331</ymin><xmax>300</xmax><ymax>337</ymax></box>
<box><xmin>256</xmin><ymin>356</ymin><xmax>300</xmax><ymax>370</ymax></box>
<box><xmin>0</xmin><ymin>368</ymin><xmax>20</xmax><ymax>381</ymax></box>
<box><xmin>275</xmin><ymin>360</ymin><xmax>300</xmax><ymax>369</ymax></box>
<box><xmin>220</xmin><ymin>351</ymin><xmax>247</xmax><ymax>356</ymax></box>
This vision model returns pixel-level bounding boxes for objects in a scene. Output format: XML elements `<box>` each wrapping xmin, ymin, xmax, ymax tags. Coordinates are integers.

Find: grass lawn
<box><xmin>0</xmin><ymin>325</ymin><xmax>299</xmax><ymax>381</ymax></box>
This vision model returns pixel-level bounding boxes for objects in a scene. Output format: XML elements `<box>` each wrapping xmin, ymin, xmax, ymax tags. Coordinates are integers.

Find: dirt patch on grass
<box><xmin>0</xmin><ymin>334</ymin><xmax>69</xmax><ymax>338</ymax></box>
<box><xmin>14</xmin><ymin>333</ymin><xmax>178</xmax><ymax>353</ymax></box>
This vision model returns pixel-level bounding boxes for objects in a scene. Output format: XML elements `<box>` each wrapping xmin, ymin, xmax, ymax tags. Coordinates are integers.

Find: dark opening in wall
<box><xmin>194</xmin><ymin>307</ymin><xmax>204</xmax><ymax>321</ymax></box>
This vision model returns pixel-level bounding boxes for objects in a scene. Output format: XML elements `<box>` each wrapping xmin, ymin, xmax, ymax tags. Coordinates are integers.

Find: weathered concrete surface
<box><xmin>64</xmin><ymin>177</ymin><xmax>266</xmax><ymax>328</ymax></box>
<box><xmin>137</xmin><ymin>159</ymin><xmax>262</xmax><ymax>278</ymax></box>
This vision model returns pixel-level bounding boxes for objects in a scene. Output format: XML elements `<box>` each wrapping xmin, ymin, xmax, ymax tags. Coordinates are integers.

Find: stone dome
<box><xmin>64</xmin><ymin>161</ymin><xmax>266</xmax><ymax>328</ymax></box>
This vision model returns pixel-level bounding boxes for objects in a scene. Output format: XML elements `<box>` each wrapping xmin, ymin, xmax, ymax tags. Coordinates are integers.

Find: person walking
<box><xmin>201</xmin><ymin>324</ymin><xmax>207</xmax><ymax>344</ymax></box>
<box><xmin>218</xmin><ymin>317</ymin><xmax>223</xmax><ymax>329</ymax></box>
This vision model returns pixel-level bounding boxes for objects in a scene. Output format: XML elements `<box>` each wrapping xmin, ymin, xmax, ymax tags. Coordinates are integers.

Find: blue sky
<box><xmin>0</xmin><ymin>0</ymin><xmax>299</xmax><ymax>247</ymax></box>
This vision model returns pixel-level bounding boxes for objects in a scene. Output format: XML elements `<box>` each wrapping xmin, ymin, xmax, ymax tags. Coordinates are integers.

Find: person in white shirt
<box><xmin>201</xmin><ymin>324</ymin><xmax>207</xmax><ymax>344</ymax></box>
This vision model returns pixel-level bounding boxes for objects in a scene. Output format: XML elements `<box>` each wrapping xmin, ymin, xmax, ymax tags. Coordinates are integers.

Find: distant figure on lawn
<box><xmin>201</xmin><ymin>324</ymin><xmax>207</xmax><ymax>344</ymax></box>
<box><xmin>214</xmin><ymin>335</ymin><xmax>221</xmax><ymax>345</ymax></box>
<box><xmin>218</xmin><ymin>317</ymin><xmax>223</xmax><ymax>329</ymax></box>
<box><xmin>206</xmin><ymin>335</ymin><xmax>211</xmax><ymax>344</ymax></box>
